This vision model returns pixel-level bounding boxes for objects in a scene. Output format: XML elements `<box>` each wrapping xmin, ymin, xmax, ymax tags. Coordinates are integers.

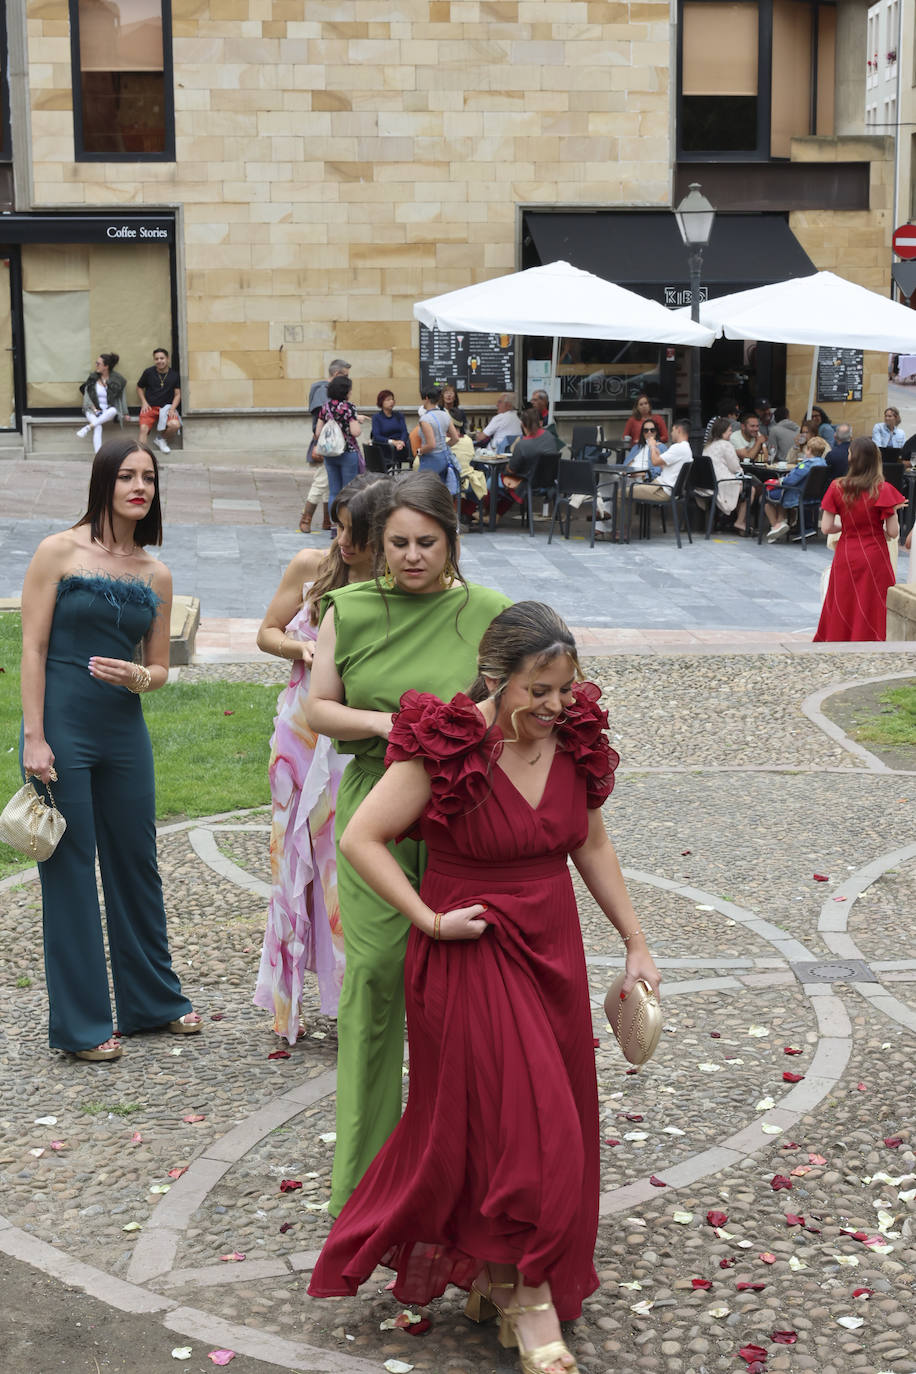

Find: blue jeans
<box><xmin>324</xmin><ymin>449</ymin><xmax>360</xmax><ymax>513</ymax></box>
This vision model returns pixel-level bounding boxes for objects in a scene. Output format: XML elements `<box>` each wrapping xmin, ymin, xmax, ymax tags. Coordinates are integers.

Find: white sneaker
<box><xmin>766</xmin><ymin>520</ymin><xmax>788</xmax><ymax>542</ymax></box>
<box><xmin>76</xmin><ymin>425</ymin><xmax>90</xmax><ymax>438</ymax></box>
<box><xmin>153</xmin><ymin>437</ymin><xmax>171</xmax><ymax>453</ymax></box>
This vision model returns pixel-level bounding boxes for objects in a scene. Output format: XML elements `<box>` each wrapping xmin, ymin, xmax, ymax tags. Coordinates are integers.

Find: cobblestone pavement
<box><xmin>2</xmin><ymin>650</ymin><xmax>916</xmax><ymax>1373</ymax></box>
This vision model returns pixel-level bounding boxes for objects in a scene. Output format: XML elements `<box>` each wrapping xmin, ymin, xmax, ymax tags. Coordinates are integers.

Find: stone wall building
<box><xmin>0</xmin><ymin>0</ymin><xmax>903</xmax><ymax>458</ymax></box>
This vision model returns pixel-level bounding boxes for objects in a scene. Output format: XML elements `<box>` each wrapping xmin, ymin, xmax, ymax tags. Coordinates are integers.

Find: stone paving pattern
<box><xmin>3</xmin><ymin>649</ymin><xmax>916</xmax><ymax>1373</ymax></box>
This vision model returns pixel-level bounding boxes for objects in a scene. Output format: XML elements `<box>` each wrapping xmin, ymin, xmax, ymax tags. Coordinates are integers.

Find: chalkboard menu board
<box><xmin>419</xmin><ymin>325</ymin><xmax>515</xmax><ymax>393</ymax></box>
<box><xmin>817</xmin><ymin>348</ymin><xmax>864</xmax><ymax>403</ymax></box>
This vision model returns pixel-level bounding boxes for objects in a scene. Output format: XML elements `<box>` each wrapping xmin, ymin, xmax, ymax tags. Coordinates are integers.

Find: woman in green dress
<box><xmin>306</xmin><ymin>472</ymin><xmax>510</xmax><ymax>1214</ymax></box>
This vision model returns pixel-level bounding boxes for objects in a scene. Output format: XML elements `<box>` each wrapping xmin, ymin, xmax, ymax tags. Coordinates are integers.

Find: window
<box><xmin>681</xmin><ymin>3</ymin><xmax>760</xmax><ymax>154</ymax></box>
<box><xmin>70</xmin><ymin>0</ymin><xmax>174</xmax><ymax>160</ymax></box>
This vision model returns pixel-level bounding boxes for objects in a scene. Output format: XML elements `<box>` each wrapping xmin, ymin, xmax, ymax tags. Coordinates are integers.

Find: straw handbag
<box><xmin>0</xmin><ymin>776</ymin><xmax>67</xmax><ymax>861</ymax></box>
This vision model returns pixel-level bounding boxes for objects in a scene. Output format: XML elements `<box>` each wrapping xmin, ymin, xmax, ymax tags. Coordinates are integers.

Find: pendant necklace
<box><xmin>508</xmin><ymin>742</ymin><xmax>542</xmax><ymax>766</ymax></box>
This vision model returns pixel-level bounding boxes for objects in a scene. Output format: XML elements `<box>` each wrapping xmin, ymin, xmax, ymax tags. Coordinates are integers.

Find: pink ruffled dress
<box><xmin>253</xmin><ymin>592</ymin><xmax>347</xmax><ymax>1040</ymax></box>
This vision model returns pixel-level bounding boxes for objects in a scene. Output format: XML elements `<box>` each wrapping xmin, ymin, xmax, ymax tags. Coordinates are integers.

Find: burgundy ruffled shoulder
<box><xmin>555</xmin><ymin>681</ymin><xmax>619</xmax><ymax>808</ymax></box>
<box><xmin>386</xmin><ymin>690</ymin><xmax>494</xmax><ymax>826</ymax></box>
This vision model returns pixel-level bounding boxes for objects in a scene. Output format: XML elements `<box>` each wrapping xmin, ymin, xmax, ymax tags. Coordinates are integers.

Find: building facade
<box><xmin>0</xmin><ymin>0</ymin><xmax>903</xmax><ymax>457</ymax></box>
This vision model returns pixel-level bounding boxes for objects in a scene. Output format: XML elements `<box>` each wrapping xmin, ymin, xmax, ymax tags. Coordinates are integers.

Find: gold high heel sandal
<box><xmin>463</xmin><ymin>1268</ymin><xmax>514</xmax><ymax>1325</ymax></box>
<box><xmin>498</xmin><ymin>1300</ymin><xmax>579</xmax><ymax>1374</ymax></box>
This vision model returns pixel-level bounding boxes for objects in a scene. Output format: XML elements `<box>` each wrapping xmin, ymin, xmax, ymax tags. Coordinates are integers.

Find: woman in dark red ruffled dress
<box><xmin>308</xmin><ymin>602</ymin><xmax>660</xmax><ymax>1374</ymax></box>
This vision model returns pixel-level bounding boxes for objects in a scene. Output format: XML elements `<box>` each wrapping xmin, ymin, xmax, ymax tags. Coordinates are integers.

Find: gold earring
<box><xmin>381</xmin><ymin>559</ymin><xmax>395</xmax><ymax>589</ymax></box>
<box><xmin>439</xmin><ymin>556</ymin><xmax>454</xmax><ymax>589</ymax></box>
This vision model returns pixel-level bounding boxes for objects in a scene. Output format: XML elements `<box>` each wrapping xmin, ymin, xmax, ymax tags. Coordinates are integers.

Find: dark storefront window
<box><xmin>70</xmin><ymin>0</ymin><xmax>175</xmax><ymax>160</ymax></box>
<box><xmin>1</xmin><ymin>3</ymin><xmax>12</xmax><ymax>164</ymax></box>
<box><xmin>523</xmin><ymin>337</ymin><xmax>666</xmax><ymax>415</ymax></box>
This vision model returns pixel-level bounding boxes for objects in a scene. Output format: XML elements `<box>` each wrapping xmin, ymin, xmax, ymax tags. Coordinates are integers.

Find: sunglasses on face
<box><xmin>644</xmin><ymin>426</ymin><xmax>656</xmax><ymax>433</ymax></box>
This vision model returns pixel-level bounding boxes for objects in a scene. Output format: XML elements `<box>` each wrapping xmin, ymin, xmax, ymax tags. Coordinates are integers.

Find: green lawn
<box><xmin>851</xmin><ymin>684</ymin><xmax>916</xmax><ymax>747</ymax></box>
<box><xmin>0</xmin><ymin>613</ymin><xmax>277</xmax><ymax>879</ymax></box>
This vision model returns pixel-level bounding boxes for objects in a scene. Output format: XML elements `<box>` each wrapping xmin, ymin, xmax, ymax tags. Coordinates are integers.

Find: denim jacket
<box><xmin>778</xmin><ymin>454</ymin><xmax>825</xmax><ymax>509</ymax></box>
<box><xmin>80</xmin><ymin>371</ymin><xmax>128</xmax><ymax>422</ymax></box>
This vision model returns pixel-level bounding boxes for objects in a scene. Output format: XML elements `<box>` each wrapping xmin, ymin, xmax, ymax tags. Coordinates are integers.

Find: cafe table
<box><xmin>470</xmin><ymin>453</ymin><xmax>510</xmax><ymax>530</ymax></box>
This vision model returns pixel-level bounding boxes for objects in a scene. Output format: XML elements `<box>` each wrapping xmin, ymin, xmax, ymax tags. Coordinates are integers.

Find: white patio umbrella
<box><xmin>415</xmin><ymin>260</ymin><xmax>714</xmax><ymax>421</ymax></box>
<box><xmin>672</xmin><ymin>270</ymin><xmax>916</xmax><ymax>417</ymax></box>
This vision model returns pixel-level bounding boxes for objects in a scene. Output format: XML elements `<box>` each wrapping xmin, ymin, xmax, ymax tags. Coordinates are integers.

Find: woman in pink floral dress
<box><xmin>253</xmin><ymin>474</ymin><xmax>390</xmax><ymax>1041</ymax></box>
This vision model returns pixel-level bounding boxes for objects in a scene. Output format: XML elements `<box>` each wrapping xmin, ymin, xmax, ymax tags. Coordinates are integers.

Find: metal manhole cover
<box><xmin>790</xmin><ymin>959</ymin><xmax>877</xmax><ymax>984</ymax></box>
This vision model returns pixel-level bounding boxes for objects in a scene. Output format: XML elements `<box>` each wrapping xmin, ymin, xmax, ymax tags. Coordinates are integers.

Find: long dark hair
<box><xmin>307</xmin><ymin>472</ymin><xmax>393</xmax><ymax>623</ymax></box>
<box><xmin>75</xmin><ymin>438</ymin><xmax>162</xmax><ymax>547</ymax></box>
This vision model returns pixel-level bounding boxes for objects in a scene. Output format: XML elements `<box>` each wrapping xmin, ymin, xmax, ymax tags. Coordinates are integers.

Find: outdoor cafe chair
<box><xmin>631</xmin><ymin>460</ymin><xmax>694</xmax><ymax>549</ymax></box>
<box><xmin>511</xmin><ymin>447</ymin><xmax>561</xmax><ymax>538</ymax></box>
<box><xmin>687</xmin><ymin>453</ymin><xmax>747</xmax><ymax>540</ymax></box>
<box><xmin>547</xmin><ymin>459</ymin><xmax>603</xmax><ymax>548</ymax></box>
<box><xmin>363</xmin><ymin>441</ymin><xmax>412</xmax><ymax>476</ymax></box>
<box><xmin>756</xmin><ymin>463</ymin><xmax>832</xmax><ymax>550</ymax></box>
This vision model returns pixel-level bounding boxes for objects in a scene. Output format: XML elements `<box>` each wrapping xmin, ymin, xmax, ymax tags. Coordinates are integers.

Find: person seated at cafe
<box><xmin>528</xmin><ymin>388</ymin><xmax>560</xmax><ymax>443</ymax></box>
<box><xmin>825</xmin><ymin>423</ymin><xmax>852</xmax><ymax>478</ymax></box>
<box><xmin>703</xmin><ymin>415</ymin><xmax>753</xmax><ymax>531</ymax></box>
<box><xmin>872</xmin><ymin>406</ymin><xmax>906</xmax><ymax>449</ymax></box>
<box><xmin>767</xmin><ymin>406</ymin><xmax>800</xmax><ymax>462</ymax></box>
<box><xmin>704</xmin><ymin>396</ymin><xmax>739</xmax><ymax>443</ymax></box>
<box><xmin>785</xmin><ymin>418</ymin><xmax>820</xmax><ymax>467</ymax></box>
<box><xmin>622</xmin><ymin>392</ymin><xmax>668</xmax><ymax>448</ymax></box>
<box><xmin>629</xmin><ymin>419</ymin><xmax>693</xmax><ymax>507</ymax></box>
<box><xmin>729</xmin><ymin>412</ymin><xmax>768</xmax><ymax>463</ymax></box>
<box><xmin>764</xmin><ymin>435</ymin><xmax>829</xmax><ymax>542</ymax></box>
<box><xmin>370</xmin><ymin>390</ymin><xmax>411</xmax><ymax>452</ymax></box>
<box><xmin>753</xmin><ymin>397</ymin><xmax>773</xmax><ymax>436</ymax></box>
<box><xmin>441</xmin><ymin>383</ymin><xmax>467</xmax><ymax>436</ymax></box>
<box><xmin>810</xmin><ymin>406</ymin><xmax>835</xmax><ymax>445</ymax></box>
<box><xmin>625</xmin><ymin>417</ymin><xmax>666</xmax><ymax>480</ymax></box>
<box><xmin>472</xmin><ymin>393</ymin><xmax>521</xmax><ymax>451</ymax></box>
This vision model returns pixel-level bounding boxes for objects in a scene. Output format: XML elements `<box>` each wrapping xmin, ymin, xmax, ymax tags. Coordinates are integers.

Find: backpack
<box><xmin>315</xmin><ymin>416</ymin><xmax>345</xmax><ymax>457</ymax></box>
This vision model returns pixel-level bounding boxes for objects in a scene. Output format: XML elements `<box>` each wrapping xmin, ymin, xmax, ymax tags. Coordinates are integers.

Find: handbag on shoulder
<box><xmin>0</xmin><ymin>775</ymin><xmax>67</xmax><ymax>861</ymax></box>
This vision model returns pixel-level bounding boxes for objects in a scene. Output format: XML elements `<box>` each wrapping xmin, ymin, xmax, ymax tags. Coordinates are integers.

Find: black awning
<box><xmin>523</xmin><ymin>210</ymin><xmax>816</xmax><ymax>307</ymax></box>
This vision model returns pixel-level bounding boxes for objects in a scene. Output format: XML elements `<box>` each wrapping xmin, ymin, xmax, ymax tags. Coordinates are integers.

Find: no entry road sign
<box><xmin>892</xmin><ymin>223</ymin><xmax>916</xmax><ymax>259</ymax></box>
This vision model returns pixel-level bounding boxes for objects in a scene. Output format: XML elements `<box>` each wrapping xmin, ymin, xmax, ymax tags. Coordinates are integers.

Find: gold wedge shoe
<box><xmin>498</xmin><ymin>1300</ymin><xmax>579</xmax><ymax>1374</ymax></box>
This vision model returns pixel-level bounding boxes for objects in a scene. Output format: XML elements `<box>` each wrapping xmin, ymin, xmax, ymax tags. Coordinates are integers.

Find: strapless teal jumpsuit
<box><xmin>24</xmin><ymin>574</ymin><xmax>191</xmax><ymax>1052</ymax></box>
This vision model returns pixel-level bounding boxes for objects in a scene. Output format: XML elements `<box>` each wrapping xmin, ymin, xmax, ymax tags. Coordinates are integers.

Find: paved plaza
<box><xmin>2</xmin><ymin>456</ymin><xmax>916</xmax><ymax>1372</ymax></box>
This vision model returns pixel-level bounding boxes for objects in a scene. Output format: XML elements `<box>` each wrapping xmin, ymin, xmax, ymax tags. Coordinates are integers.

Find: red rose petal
<box><xmin>267</xmin><ymin>1050</ymin><xmax>291</xmax><ymax>1060</ymax></box>
<box><xmin>279</xmin><ymin>1179</ymin><xmax>302</xmax><ymax>1193</ymax></box>
<box><xmin>605</xmin><ymin>1138</ymin><xmax>620</xmax><ymax>1147</ymax></box>
<box><xmin>706</xmin><ymin>1210</ymin><xmax>728</xmax><ymax>1228</ymax></box>
<box><xmin>219</xmin><ymin>1251</ymin><xmax>245</xmax><ymax>1262</ymax></box>
<box><xmin>167</xmin><ymin>1167</ymin><xmax>188</xmax><ymax>1179</ymax></box>
<box><xmin>785</xmin><ymin>1213</ymin><xmax>805</xmax><ymax>1226</ymax></box>
<box><xmin>278</xmin><ymin>1222</ymin><xmax>293</xmax><ymax>1234</ymax></box>
<box><xmin>852</xmin><ymin>1287</ymin><xmax>873</xmax><ymax>1299</ymax></box>
<box><xmin>805</xmin><ymin>1224</ymin><xmax>821</xmax><ymax>1234</ymax></box>
<box><xmin>780</xmin><ymin>1141</ymin><xmax>801</xmax><ymax>1150</ymax></box>
<box><xmin>405</xmin><ymin>1319</ymin><xmax>431</xmax><ymax>1335</ymax></box>
<box><xmin>759</xmin><ymin>1252</ymin><xmax>777</xmax><ymax>1264</ymax></box>
<box><xmin>808</xmin><ymin>1153</ymin><xmax>826</xmax><ymax>1165</ymax></box>
<box><xmin>783</xmin><ymin>1071</ymin><xmax>805</xmax><ymax>1083</ymax></box>
<box><xmin>626</xmin><ymin>1113</ymin><xmax>644</xmax><ymax>1122</ymax></box>
<box><xmin>719</xmin><ymin>1257</ymin><xmax>737</xmax><ymax>1269</ymax></box>
<box><xmin>681</xmin><ymin>850</ymin><xmax>691</xmax><ymax>855</ymax></box>
<box><xmin>649</xmin><ymin>1175</ymin><xmax>667</xmax><ymax>1187</ymax></box>
<box><xmin>884</xmin><ymin>1136</ymin><xmax>903</xmax><ymax>1148</ymax></box>
<box><xmin>736</xmin><ymin>1281</ymin><xmax>766</xmax><ymax>1291</ymax></box>
<box><xmin>130</xmin><ymin>1132</ymin><xmax>143</xmax><ymax>1144</ymax></box>
<box><xmin>210</xmin><ymin>1013</ymin><xmax>224</xmax><ymax>1021</ymax></box>
<box><xmin>771</xmin><ymin>1175</ymin><xmax>793</xmax><ymax>1191</ymax></box>
<box><xmin>857</xmin><ymin>1082</ymin><xmax>867</xmax><ymax>1091</ymax></box>
<box><xmin>812</xmin><ymin>873</ymin><xmax>829</xmax><ymax>882</ymax></box>
<box><xmin>737</xmin><ymin>1345</ymin><xmax>769</xmax><ymax>1366</ymax></box>
<box><xmin>783</xmin><ymin>1046</ymin><xmax>803</xmax><ymax>1055</ymax></box>
<box><xmin>691</xmin><ymin>1278</ymin><xmax>712</xmax><ymax>1289</ymax></box>
<box><xmin>772</xmin><ymin>1331</ymin><xmax>797</xmax><ymax>1345</ymax></box>
<box><xmin>710</xmin><ymin>1031</ymin><xmax>721</xmax><ymax>1039</ymax></box>
<box><xmin>223</xmin><ymin>710</ymin><xmax>235</xmax><ymax>716</ymax></box>
<box><xmin>592</xmin><ymin>1037</ymin><xmax>600</xmax><ymax>1048</ymax></box>
<box><xmin>182</xmin><ymin>1114</ymin><xmax>206</xmax><ymax>1124</ymax></box>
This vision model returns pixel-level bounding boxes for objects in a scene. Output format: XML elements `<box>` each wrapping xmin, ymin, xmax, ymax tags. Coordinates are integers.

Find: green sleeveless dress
<box><xmin>323</xmin><ymin>579</ymin><xmax>510</xmax><ymax>1214</ymax></box>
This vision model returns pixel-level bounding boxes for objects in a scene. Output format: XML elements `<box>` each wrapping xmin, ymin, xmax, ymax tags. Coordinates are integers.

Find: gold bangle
<box><xmin>433</xmin><ymin>912</ymin><xmax>443</xmax><ymax>941</ymax></box>
<box><xmin>126</xmin><ymin>663</ymin><xmax>152</xmax><ymax>694</ymax></box>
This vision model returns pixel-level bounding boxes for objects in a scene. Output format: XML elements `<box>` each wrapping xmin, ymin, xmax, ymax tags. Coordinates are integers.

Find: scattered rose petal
<box><xmin>168</xmin><ymin>1167</ymin><xmax>188</xmax><ymax>1179</ymax></box>
<box><xmin>760</xmin><ymin>1124</ymin><xmax>784</xmax><ymax>1135</ymax></box>
<box><xmin>812</xmin><ymin>872</ymin><xmax>829</xmax><ymax>882</ymax></box>
<box><xmin>279</xmin><ymin>1180</ymin><xmax>302</xmax><ymax>1193</ymax></box>
<box><xmin>746</xmin><ymin>1025</ymin><xmax>770</xmax><ymax>1037</ymax></box>
<box><xmin>592</xmin><ymin>1037</ymin><xmax>600</xmax><ymax>1048</ymax></box>
<box><xmin>625</xmin><ymin>1113</ymin><xmax>644</xmax><ymax>1122</ymax></box>
<box><xmin>737</xmin><ymin>1345</ymin><xmax>769</xmax><ymax>1366</ymax></box>
<box><xmin>673</xmin><ymin>1211</ymin><xmax>694</xmax><ymax>1224</ymax></box>
<box><xmin>736</xmin><ymin>1281</ymin><xmax>766</xmax><ymax>1291</ymax></box>
<box><xmin>710</xmin><ymin>1031</ymin><xmax>721</xmax><ymax>1038</ymax></box>
<box><xmin>267</xmin><ymin>1050</ymin><xmax>291</xmax><ymax>1060</ymax></box>
<box><xmin>736</xmin><ymin>1241</ymin><xmax>754</xmax><ymax>1249</ymax></box>
<box><xmin>832</xmin><ymin>1254</ymin><xmax>860</xmax><ymax>1266</ymax></box>
<box><xmin>707</xmin><ymin>1210</ymin><xmax>728</xmax><ymax>1228</ymax></box>
<box><xmin>130</xmin><ymin>1131</ymin><xmax>143</xmax><ymax>1144</ymax></box>
<box><xmin>682</xmin><ymin>850</ymin><xmax>691</xmax><ymax>855</ymax></box>
<box><xmin>649</xmin><ymin>1175</ymin><xmax>667</xmax><ymax>1188</ymax></box>
<box><xmin>719</xmin><ymin>1258</ymin><xmax>736</xmax><ymax>1270</ymax></box>
<box><xmin>405</xmin><ymin>1320</ymin><xmax>431</xmax><ymax>1336</ymax></box>
<box><xmin>663</xmin><ymin>1126</ymin><xmax>686</xmax><ymax>1136</ymax></box>
<box><xmin>182</xmin><ymin>1114</ymin><xmax>206</xmax><ymax>1124</ymax></box>
<box><xmin>808</xmin><ymin>1153</ymin><xmax>826</xmax><ymax>1165</ymax></box>
<box><xmin>852</xmin><ymin>1288</ymin><xmax>874</xmax><ymax>1299</ymax></box>
<box><xmin>605</xmin><ymin>1138</ymin><xmax>620</xmax><ymax>1147</ymax></box>
<box><xmin>780</xmin><ymin>1141</ymin><xmax>800</xmax><ymax>1150</ymax></box>
<box><xmin>319</xmin><ymin>1131</ymin><xmax>337</xmax><ymax>1143</ymax></box>
<box><xmin>715</xmin><ymin>1228</ymin><xmax>736</xmax><ymax>1240</ymax></box>
<box><xmin>220</xmin><ymin>1251</ymin><xmax>245</xmax><ymax>1263</ymax></box>
<box><xmin>149</xmin><ymin>1184</ymin><xmax>171</xmax><ymax>1195</ymax></box>
<box><xmin>207</xmin><ymin>1353</ymin><xmax>235</xmax><ymax>1366</ymax></box>
<box><xmin>171</xmin><ymin>1349</ymin><xmax>192</xmax><ymax>1361</ymax></box>
<box><xmin>857</xmin><ymin>1083</ymin><xmax>867</xmax><ymax>1091</ymax></box>
<box><xmin>785</xmin><ymin>1213</ymin><xmax>805</xmax><ymax>1226</ymax></box>
<box><xmin>756</xmin><ymin>1097</ymin><xmax>775</xmax><ymax>1112</ymax></box>
<box><xmin>304</xmin><ymin>1200</ymin><xmax>329</xmax><ymax>1212</ymax></box>
<box><xmin>771</xmin><ymin>1175</ymin><xmax>792</xmax><ymax>1191</ymax></box>
<box><xmin>34</xmin><ymin>1116</ymin><xmax>57</xmax><ymax>1126</ymax></box>
<box><xmin>382</xmin><ymin>1362</ymin><xmax>414</xmax><ymax>1374</ymax></box>
<box><xmin>624</xmin><ymin>1131</ymin><xmax>648</xmax><ymax>1141</ymax></box>
<box><xmin>783</xmin><ymin>1046</ymin><xmax>803</xmax><ymax>1055</ymax></box>
<box><xmin>783</xmin><ymin>1072</ymin><xmax>805</xmax><ymax>1083</ymax></box>
<box><xmin>625</xmin><ymin>1067</ymin><xmax>639</xmax><ymax>1076</ymax></box>
<box><xmin>210</xmin><ymin>1013</ymin><xmax>224</xmax><ymax>1021</ymax></box>
<box><xmin>772</xmin><ymin>1331</ymin><xmax>797</xmax><ymax>1345</ymax></box>
<box><xmin>29</xmin><ymin>1147</ymin><xmax>45</xmax><ymax>1158</ymax></box>
<box><xmin>630</xmin><ymin>1300</ymin><xmax>654</xmax><ymax>1316</ymax></box>
<box><xmin>791</xmin><ymin>1166</ymin><xmax>811</xmax><ymax>1177</ymax></box>
<box><xmin>708</xmin><ymin>1305</ymin><xmax>730</xmax><ymax>1318</ymax></box>
<box><xmin>122</xmin><ymin>1222</ymin><xmax>141</xmax><ymax>1232</ymax></box>
<box><xmin>619</xmin><ymin>1280</ymin><xmax>642</xmax><ymax>1290</ymax></box>
<box><xmin>223</xmin><ymin>710</ymin><xmax>235</xmax><ymax>716</ymax></box>
<box><xmin>698</xmin><ymin>1062</ymin><xmax>722</xmax><ymax>1073</ymax></box>
<box><xmin>278</xmin><ymin>1222</ymin><xmax>293</xmax><ymax>1234</ymax></box>
<box><xmin>787</xmin><ymin>1255</ymin><xmax>808</xmax><ymax>1271</ymax></box>
<box><xmin>759</xmin><ymin>1253</ymin><xmax>777</xmax><ymax>1264</ymax></box>
<box><xmin>899</xmin><ymin>1187</ymin><xmax>916</xmax><ymax>1202</ymax></box>
<box><xmin>837</xmin><ymin>1316</ymin><xmax>864</xmax><ymax>1330</ymax></box>
<box><xmin>695</xmin><ymin>904</ymin><xmax>715</xmax><ymax>911</ymax></box>
<box><xmin>691</xmin><ymin>1279</ymin><xmax>712</xmax><ymax>1290</ymax></box>
<box><xmin>884</xmin><ymin>1137</ymin><xmax>903</xmax><ymax>1148</ymax></box>
<box><xmin>49</xmin><ymin>1141</ymin><xmax>65</xmax><ymax>1151</ymax></box>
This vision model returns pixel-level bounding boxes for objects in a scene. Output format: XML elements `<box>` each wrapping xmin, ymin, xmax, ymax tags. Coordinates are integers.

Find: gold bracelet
<box><xmin>433</xmin><ymin>912</ymin><xmax>443</xmax><ymax>941</ymax></box>
<box><xmin>621</xmin><ymin>929</ymin><xmax>645</xmax><ymax>944</ymax></box>
<box><xmin>126</xmin><ymin>663</ymin><xmax>152</xmax><ymax>694</ymax></box>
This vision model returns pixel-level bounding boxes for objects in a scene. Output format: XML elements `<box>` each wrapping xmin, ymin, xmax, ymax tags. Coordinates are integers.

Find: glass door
<box><xmin>0</xmin><ymin>247</ymin><xmax>22</xmax><ymax>430</ymax></box>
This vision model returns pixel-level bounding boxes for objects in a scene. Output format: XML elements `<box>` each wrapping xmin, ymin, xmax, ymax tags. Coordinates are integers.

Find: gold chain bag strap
<box><xmin>0</xmin><ymin>774</ymin><xmax>67</xmax><ymax>861</ymax></box>
<box><xmin>604</xmin><ymin>972</ymin><xmax>662</xmax><ymax>1066</ymax></box>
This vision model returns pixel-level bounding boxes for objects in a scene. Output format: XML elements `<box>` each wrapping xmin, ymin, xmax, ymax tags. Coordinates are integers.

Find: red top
<box><xmin>623</xmin><ymin>412</ymin><xmax>668</xmax><ymax>446</ymax></box>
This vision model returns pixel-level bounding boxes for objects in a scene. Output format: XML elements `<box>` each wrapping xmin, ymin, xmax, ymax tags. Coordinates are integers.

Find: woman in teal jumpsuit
<box><xmin>19</xmin><ymin>438</ymin><xmax>200</xmax><ymax>1061</ymax></box>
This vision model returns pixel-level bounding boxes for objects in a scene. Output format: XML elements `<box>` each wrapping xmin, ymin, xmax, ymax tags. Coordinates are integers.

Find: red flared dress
<box><xmin>814</xmin><ymin>479</ymin><xmax>904</xmax><ymax>642</ymax></box>
<box><xmin>308</xmin><ymin>683</ymin><xmax>618</xmax><ymax>1321</ymax></box>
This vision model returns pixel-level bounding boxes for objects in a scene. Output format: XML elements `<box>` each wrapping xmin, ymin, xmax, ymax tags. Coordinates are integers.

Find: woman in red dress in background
<box><xmin>308</xmin><ymin>602</ymin><xmax>660</xmax><ymax>1374</ymax></box>
<box><xmin>815</xmin><ymin>437</ymin><xmax>905</xmax><ymax>642</ymax></box>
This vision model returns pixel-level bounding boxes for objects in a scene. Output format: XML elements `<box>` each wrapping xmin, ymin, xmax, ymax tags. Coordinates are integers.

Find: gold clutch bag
<box><xmin>0</xmin><ymin>778</ymin><xmax>67</xmax><ymax>861</ymax></box>
<box><xmin>604</xmin><ymin>973</ymin><xmax>662</xmax><ymax>1066</ymax></box>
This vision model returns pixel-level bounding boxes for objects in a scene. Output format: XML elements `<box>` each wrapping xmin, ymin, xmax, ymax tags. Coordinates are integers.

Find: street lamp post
<box><xmin>674</xmin><ymin>183</ymin><xmax>716</xmax><ymax>456</ymax></box>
